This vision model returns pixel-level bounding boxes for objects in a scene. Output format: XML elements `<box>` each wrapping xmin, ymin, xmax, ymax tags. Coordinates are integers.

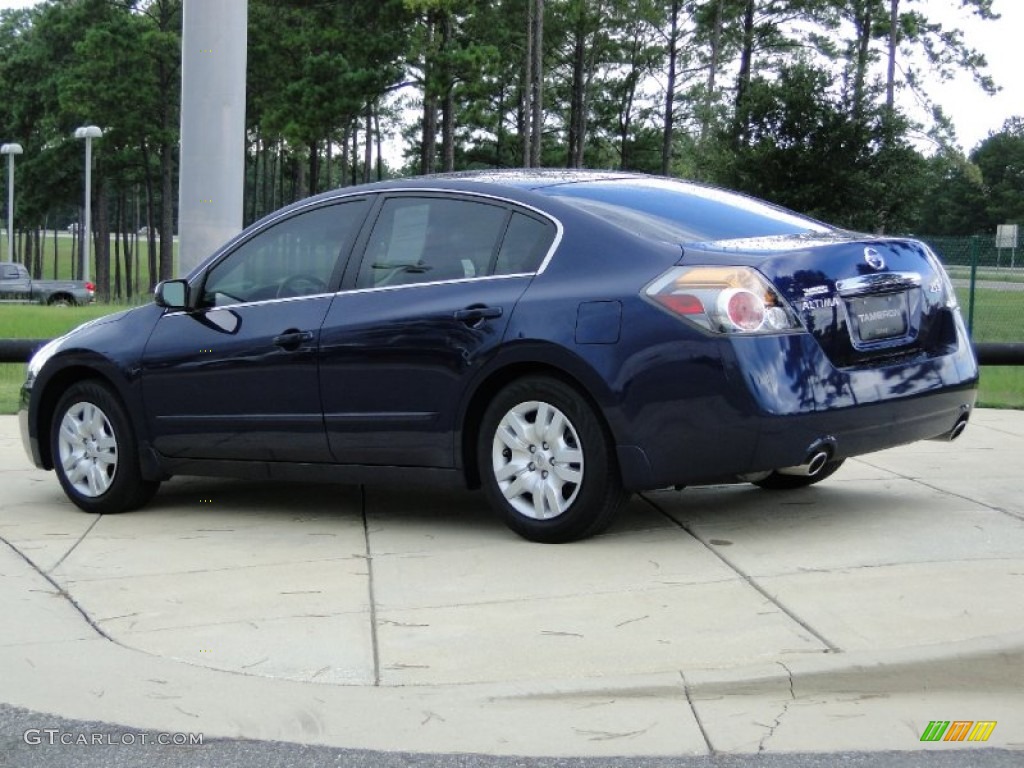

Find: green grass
<box><xmin>977</xmin><ymin>367</ymin><xmax>1024</xmax><ymax>409</ymax></box>
<box><xmin>955</xmin><ymin>287</ymin><xmax>1024</xmax><ymax>343</ymax></box>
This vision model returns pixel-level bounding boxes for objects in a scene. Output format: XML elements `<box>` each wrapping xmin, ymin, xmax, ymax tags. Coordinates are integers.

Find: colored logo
<box><xmin>919</xmin><ymin>720</ymin><xmax>997</xmax><ymax>742</ymax></box>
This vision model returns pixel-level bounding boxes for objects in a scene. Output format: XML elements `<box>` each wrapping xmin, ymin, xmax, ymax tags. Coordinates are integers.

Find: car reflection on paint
<box><xmin>19</xmin><ymin>170</ymin><xmax>978</xmax><ymax>543</ymax></box>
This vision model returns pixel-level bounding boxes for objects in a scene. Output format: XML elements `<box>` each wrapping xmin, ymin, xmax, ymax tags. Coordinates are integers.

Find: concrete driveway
<box><xmin>1</xmin><ymin>410</ymin><xmax>1023</xmax><ymax>757</ymax></box>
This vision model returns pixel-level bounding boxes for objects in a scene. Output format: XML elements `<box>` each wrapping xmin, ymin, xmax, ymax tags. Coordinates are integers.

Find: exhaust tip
<box><xmin>806</xmin><ymin>450</ymin><xmax>829</xmax><ymax>476</ymax></box>
<box><xmin>777</xmin><ymin>447</ymin><xmax>833</xmax><ymax>477</ymax></box>
<box><xmin>931</xmin><ymin>415</ymin><xmax>970</xmax><ymax>442</ymax></box>
<box><xmin>949</xmin><ymin>418</ymin><xmax>968</xmax><ymax>441</ymax></box>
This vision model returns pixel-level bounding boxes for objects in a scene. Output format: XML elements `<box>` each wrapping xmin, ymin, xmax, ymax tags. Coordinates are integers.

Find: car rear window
<box><xmin>544</xmin><ymin>177</ymin><xmax>831</xmax><ymax>243</ymax></box>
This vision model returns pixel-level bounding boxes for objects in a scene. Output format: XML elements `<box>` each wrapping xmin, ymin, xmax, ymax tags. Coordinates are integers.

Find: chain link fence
<box><xmin>921</xmin><ymin>235</ymin><xmax>1023</xmax><ymax>343</ymax></box>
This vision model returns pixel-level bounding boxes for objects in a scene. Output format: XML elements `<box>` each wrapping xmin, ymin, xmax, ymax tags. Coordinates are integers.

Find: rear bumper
<box><xmin>614</xmin><ymin>330</ymin><xmax>979</xmax><ymax>490</ymax></box>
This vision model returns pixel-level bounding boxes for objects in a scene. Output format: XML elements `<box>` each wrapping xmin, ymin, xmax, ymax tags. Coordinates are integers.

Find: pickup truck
<box><xmin>0</xmin><ymin>261</ymin><xmax>95</xmax><ymax>306</ymax></box>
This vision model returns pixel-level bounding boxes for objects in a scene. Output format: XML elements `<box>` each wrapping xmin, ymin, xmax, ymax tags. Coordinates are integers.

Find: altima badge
<box><xmin>864</xmin><ymin>247</ymin><xmax>886</xmax><ymax>271</ymax></box>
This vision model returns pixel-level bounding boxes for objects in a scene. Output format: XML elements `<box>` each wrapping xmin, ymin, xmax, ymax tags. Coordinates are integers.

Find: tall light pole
<box><xmin>74</xmin><ymin>126</ymin><xmax>102</xmax><ymax>283</ymax></box>
<box><xmin>179</xmin><ymin>0</ymin><xmax>248</xmax><ymax>274</ymax></box>
<box><xmin>1</xmin><ymin>143</ymin><xmax>23</xmax><ymax>263</ymax></box>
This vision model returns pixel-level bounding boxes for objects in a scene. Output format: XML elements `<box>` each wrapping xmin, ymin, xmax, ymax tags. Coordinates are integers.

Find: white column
<box><xmin>178</xmin><ymin>0</ymin><xmax>248</xmax><ymax>275</ymax></box>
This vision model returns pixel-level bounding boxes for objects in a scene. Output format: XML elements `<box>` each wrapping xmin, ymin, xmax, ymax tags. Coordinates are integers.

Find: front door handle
<box><xmin>453</xmin><ymin>306</ymin><xmax>503</xmax><ymax>324</ymax></box>
<box><xmin>273</xmin><ymin>329</ymin><xmax>314</xmax><ymax>350</ymax></box>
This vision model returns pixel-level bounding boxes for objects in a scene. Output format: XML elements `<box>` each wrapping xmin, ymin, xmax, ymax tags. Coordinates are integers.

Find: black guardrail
<box><xmin>974</xmin><ymin>343</ymin><xmax>1024</xmax><ymax>366</ymax></box>
<box><xmin>0</xmin><ymin>339</ymin><xmax>49</xmax><ymax>364</ymax></box>
<box><xmin>2</xmin><ymin>338</ymin><xmax>1023</xmax><ymax>365</ymax></box>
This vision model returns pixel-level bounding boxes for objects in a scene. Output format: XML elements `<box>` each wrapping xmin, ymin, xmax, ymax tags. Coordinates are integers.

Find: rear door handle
<box><xmin>453</xmin><ymin>306</ymin><xmax>503</xmax><ymax>323</ymax></box>
<box><xmin>273</xmin><ymin>329</ymin><xmax>314</xmax><ymax>350</ymax></box>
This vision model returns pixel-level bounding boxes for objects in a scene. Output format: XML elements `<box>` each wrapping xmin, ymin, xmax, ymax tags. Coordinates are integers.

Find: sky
<box><xmin>912</xmin><ymin>0</ymin><xmax>1024</xmax><ymax>152</ymax></box>
<box><xmin>0</xmin><ymin>0</ymin><xmax>1020</xmax><ymax>156</ymax></box>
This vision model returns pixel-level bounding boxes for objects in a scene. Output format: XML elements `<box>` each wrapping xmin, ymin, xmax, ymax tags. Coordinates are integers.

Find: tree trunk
<box><xmin>159</xmin><ymin>142</ymin><xmax>174</xmax><ymax>281</ymax></box>
<box><xmin>364</xmin><ymin>102</ymin><xmax>374</xmax><ymax>183</ymax></box>
<box><xmin>309</xmin><ymin>140</ymin><xmax>320</xmax><ymax>197</ymax></box>
<box><xmin>440</xmin><ymin>12</ymin><xmax>456</xmax><ymax>172</ymax></box>
<box><xmin>852</xmin><ymin>0</ymin><xmax>873</xmax><ymax>124</ymax></box>
<box><xmin>249</xmin><ymin>132</ymin><xmax>260</xmax><ymax>224</ymax></box>
<box><xmin>734</xmin><ymin>0</ymin><xmax>756</xmax><ymax>147</ymax></box>
<box><xmin>114</xmin><ymin>193</ymin><xmax>122</xmax><ymax>300</ymax></box>
<box><xmin>662</xmin><ymin>0</ymin><xmax>680</xmax><ymax>175</ymax></box>
<box><xmin>121</xmin><ymin>190</ymin><xmax>134</xmax><ymax>301</ymax></box>
<box><xmin>375</xmin><ymin>106</ymin><xmax>384</xmax><ymax>180</ymax></box>
<box><xmin>31</xmin><ymin>229</ymin><xmax>41</xmax><ymax>279</ymax></box>
<box><xmin>95</xmin><ymin>177</ymin><xmax>111</xmax><ymax>300</ymax></box>
<box><xmin>530</xmin><ymin>0</ymin><xmax>544</xmax><ymax>168</ymax></box>
<box><xmin>886</xmin><ymin>0</ymin><xmax>899</xmax><ymax>112</ymax></box>
<box><xmin>421</xmin><ymin>14</ymin><xmax>438</xmax><ymax>175</ymax></box>
<box><xmin>522</xmin><ymin>0</ymin><xmax>534</xmax><ymax>167</ymax></box>
<box><xmin>141</xmin><ymin>142</ymin><xmax>157</xmax><ymax>291</ymax></box>
<box><xmin>702</xmin><ymin>0</ymin><xmax>724</xmax><ymax>142</ymax></box>
<box><xmin>567</xmin><ymin>8</ymin><xmax>585</xmax><ymax>168</ymax></box>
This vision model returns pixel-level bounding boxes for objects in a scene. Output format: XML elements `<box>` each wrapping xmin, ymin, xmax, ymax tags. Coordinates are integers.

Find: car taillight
<box><xmin>644</xmin><ymin>266</ymin><xmax>802</xmax><ymax>334</ymax></box>
<box><xmin>922</xmin><ymin>245</ymin><xmax>958</xmax><ymax>310</ymax></box>
<box><xmin>85</xmin><ymin>282</ymin><xmax>95</xmax><ymax>292</ymax></box>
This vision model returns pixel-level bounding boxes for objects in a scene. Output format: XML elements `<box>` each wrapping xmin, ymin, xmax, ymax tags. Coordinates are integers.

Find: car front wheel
<box><xmin>478</xmin><ymin>376</ymin><xmax>627</xmax><ymax>543</ymax></box>
<box><xmin>50</xmin><ymin>380</ymin><xmax>159</xmax><ymax>514</ymax></box>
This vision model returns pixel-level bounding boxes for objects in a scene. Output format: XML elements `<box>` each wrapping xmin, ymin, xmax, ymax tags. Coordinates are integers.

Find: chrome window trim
<box><xmin>342</xmin><ymin>272</ymin><xmax>533</xmax><ymax>297</ymax></box>
<box><xmin>162</xmin><ymin>274</ymin><xmax>537</xmax><ymax>315</ymax></box>
<box><xmin>160</xmin><ymin>291</ymin><xmax>336</xmax><ymax>316</ymax></box>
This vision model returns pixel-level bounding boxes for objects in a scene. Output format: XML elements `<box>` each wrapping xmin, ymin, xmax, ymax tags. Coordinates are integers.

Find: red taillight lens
<box><xmin>654</xmin><ymin>293</ymin><xmax>704</xmax><ymax>316</ymax></box>
<box><xmin>720</xmin><ymin>288</ymin><xmax>765</xmax><ymax>331</ymax></box>
<box><xmin>85</xmin><ymin>282</ymin><xmax>95</xmax><ymax>292</ymax></box>
<box><xmin>644</xmin><ymin>266</ymin><xmax>800</xmax><ymax>335</ymax></box>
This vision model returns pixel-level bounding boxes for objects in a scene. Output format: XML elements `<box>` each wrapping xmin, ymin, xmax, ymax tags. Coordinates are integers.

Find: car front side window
<box><xmin>201</xmin><ymin>200</ymin><xmax>367</xmax><ymax>308</ymax></box>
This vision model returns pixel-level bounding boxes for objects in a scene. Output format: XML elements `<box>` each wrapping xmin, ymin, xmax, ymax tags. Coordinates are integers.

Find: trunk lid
<box><xmin>681</xmin><ymin>234</ymin><xmax>961</xmax><ymax>368</ymax></box>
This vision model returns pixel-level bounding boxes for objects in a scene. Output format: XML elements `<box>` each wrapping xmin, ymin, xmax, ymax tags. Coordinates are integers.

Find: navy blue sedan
<box><xmin>20</xmin><ymin>171</ymin><xmax>978</xmax><ymax>542</ymax></box>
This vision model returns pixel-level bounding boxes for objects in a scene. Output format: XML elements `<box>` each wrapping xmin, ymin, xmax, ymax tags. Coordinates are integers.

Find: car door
<box><xmin>0</xmin><ymin>262</ymin><xmax>31</xmax><ymax>301</ymax></box>
<box><xmin>141</xmin><ymin>198</ymin><xmax>369</xmax><ymax>462</ymax></box>
<box><xmin>319</xmin><ymin>194</ymin><xmax>556</xmax><ymax>467</ymax></box>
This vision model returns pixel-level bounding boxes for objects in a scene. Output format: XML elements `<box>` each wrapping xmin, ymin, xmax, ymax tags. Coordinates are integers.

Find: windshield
<box><xmin>544</xmin><ymin>177</ymin><xmax>832</xmax><ymax>243</ymax></box>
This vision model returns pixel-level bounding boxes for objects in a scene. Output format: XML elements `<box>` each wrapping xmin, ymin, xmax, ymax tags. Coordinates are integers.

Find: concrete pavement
<box><xmin>1</xmin><ymin>410</ymin><xmax>1023</xmax><ymax>757</ymax></box>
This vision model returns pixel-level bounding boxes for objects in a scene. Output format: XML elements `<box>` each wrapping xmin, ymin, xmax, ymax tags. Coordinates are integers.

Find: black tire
<box><xmin>50</xmin><ymin>379</ymin><xmax>159</xmax><ymax>514</ymax></box>
<box><xmin>753</xmin><ymin>459</ymin><xmax>845</xmax><ymax>490</ymax></box>
<box><xmin>478</xmin><ymin>376</ymin><xmax>628</xmax><ymax>543</ymax></box>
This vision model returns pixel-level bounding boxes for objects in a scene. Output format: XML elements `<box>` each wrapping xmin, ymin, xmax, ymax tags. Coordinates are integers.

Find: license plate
<box><xmin>848</xmin><ymin>293</ymin><xmax>908</xmax><ymax>342</ymax></box>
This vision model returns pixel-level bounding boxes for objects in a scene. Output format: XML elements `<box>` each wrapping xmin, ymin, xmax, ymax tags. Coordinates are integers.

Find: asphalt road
<box><xmin>2</xmin><ymin>704</ymin><xmax>1021</xmax><ymax>768</ymax></box>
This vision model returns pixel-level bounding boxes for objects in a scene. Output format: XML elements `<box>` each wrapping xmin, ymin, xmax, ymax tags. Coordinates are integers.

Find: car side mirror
<box><xmin>154</xmin><ymin>279</ymin><xmax>189</xmax><ymax>310</ymax></box>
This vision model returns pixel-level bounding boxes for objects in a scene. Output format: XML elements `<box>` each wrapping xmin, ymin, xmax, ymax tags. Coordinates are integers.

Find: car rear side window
<box><xmin>493</xmin><ymin>213</ymin><xmax>554</xmax><ymax>275</ymax></box>
<box><xmin>356</xmin><ymin>197</ymin><xmax>510</xmax><ymax>289</ymax></box>
<box><xmin>200</xmin><ymin>199</ymin><xmax>367</xmax><ymax>307</ymax></box>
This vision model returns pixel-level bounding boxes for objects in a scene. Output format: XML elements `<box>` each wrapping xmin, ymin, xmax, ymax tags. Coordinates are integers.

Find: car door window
<box><xmin>201</xmin><ymin>200</ymin><xmax>367</xmax><ymax>307</ymax></box>
<box><xmin>356</xmin><ymin>197</ymin><xmax>509</xmax><ymax>289</ymax></box>
<box><xmin>493</xmin><ymin>212</ymin><xmax>555</xmax><ymax>275</ymax></box>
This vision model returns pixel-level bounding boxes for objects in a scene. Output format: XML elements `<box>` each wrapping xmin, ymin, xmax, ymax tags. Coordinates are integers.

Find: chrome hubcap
<box><xmin>491</xmin><ymin>400</ymin><xmax>583</xmax><ymax>520</ymax></box>
<box><xmin>58</xmin><ymin>401</ymin><xmax>118</xmax><ymax>498</ymax></box>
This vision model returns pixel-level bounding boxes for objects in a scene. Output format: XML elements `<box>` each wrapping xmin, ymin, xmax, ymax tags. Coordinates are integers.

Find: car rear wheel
<box><xmin>51</xmin><ymin>380</ymin><xmax>159</xmax><ymax>514</ymax></box>
<box><xmin>478</xmin><ymin>376</ymin><xmax>627</xmax><ymax>543</ymax></box>
<box><xmin>752</xmin><ymin>459</ymin><xmax>845</xmax><ymax>490</ymax></box>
